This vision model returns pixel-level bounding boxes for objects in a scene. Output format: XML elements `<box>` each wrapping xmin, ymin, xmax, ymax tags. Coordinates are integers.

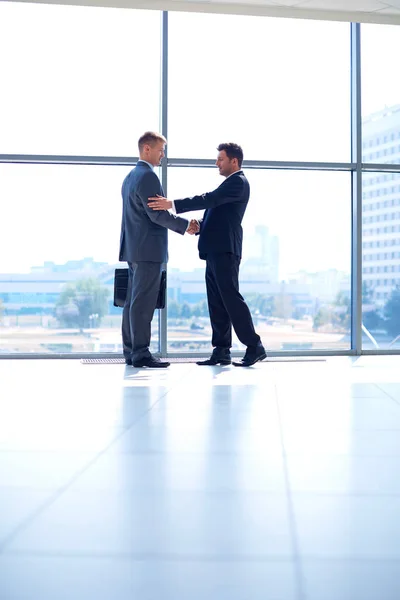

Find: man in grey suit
<box><xmin>119</xmin><ymin>131</ymin><xmax>198</xmax><ymax>368</ymax></box>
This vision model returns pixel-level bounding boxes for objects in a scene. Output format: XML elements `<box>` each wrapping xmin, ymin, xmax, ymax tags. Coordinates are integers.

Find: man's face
<box><xmin>215</xmin><ymin>150</ymin><xmax>237</xmax><ymax>177</ymax></box>
<box><xmin>146</xmin><ymin>140</ymin><xmax>166</xmax><ymax>166</ymax></box>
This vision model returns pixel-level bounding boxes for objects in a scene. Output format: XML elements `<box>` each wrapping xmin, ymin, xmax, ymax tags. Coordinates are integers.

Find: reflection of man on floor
<box><xmin>119</xmin><ymin>131</ymin><xmax>199</xmax><ymax>369</ymax></box>
<box><xmin>148</xmin><ymin>142</ymin><xmax>266</xmax><ymax>367</ymax></box>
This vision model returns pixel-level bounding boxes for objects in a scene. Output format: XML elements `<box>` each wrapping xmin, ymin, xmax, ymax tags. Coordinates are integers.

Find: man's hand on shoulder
<box><xmin>148</xmin><ymin>195</ymin><xmax>172</xmax><ymax>211</ymax></box>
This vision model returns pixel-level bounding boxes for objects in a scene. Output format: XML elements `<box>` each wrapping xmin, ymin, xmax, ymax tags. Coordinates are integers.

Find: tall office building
<box><xmin>362</xmin><ymin>104</ymin><xmax>400</xmax><ymax>305</ymax></box>
<box><xmin>242</xmin><ymin>224</ymin><xmax>280</xmax><ymax>284</ymax></box>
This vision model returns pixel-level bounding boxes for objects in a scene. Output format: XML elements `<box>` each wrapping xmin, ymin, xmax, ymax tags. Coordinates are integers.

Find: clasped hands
<box><xmin>186</xmin><ymin>219</ymin><xmax>200</xmax><ymax>235</ymax></box>
<box><xmin>148</xmin><ymin>194</ymin><xmax>200</xmax><ymax>235</ymax></box>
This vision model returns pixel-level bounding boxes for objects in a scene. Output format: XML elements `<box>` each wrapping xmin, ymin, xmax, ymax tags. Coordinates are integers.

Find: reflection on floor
<box><xmin>1</xmin><ymin>356</ymin><xmax>400</xmax><ymax>600</ymax></box>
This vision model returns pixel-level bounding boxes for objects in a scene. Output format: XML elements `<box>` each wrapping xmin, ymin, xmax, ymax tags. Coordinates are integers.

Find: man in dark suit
<box><xmin>148</xmin><ymin>143</ymin><xmax>266</xmax><ymax>367</ymax></box>
<box><xmin>119</xmin><ymin>131</ymin><xmax>198</xmax><ymax>368</ymax></box>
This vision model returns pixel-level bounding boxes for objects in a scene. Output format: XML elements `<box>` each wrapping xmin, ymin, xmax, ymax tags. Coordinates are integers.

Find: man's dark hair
<box><xmin>138</xmin><ymin>131</ymin><xmax>167</xmax><ymax>152</ymax></box>
<box><xmin>217</xmin><ymin>142</ymin><xmax>243</xmax><ymax>168</ymax></box>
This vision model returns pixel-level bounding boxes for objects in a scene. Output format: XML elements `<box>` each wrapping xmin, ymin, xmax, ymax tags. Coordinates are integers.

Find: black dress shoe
<box><xmin>197</xmin><ymin>350</ymin><xmax>231</xmax><ymax>366</ymax></box>
<box><xmin>197</xmin><ymin>357</ymin><xmax>232</xmax><ymax>366</ymax></box>
<box><xmin>133</xmin><ymin>357</ymin><xmax>170</xmax><ymax>368</ymax></box>
<box><xmin>125</xmin><ymin>358</ymin><xmax>133</xmax><ymax>366</ymax></box>
<box><xmin>233</xmin><ymin>345</ymin><xmax>267</xmax><ymax>367</ymax></box>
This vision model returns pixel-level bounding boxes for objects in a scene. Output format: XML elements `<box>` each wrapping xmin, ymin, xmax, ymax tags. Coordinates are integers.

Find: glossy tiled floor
<box><xmin>1</xmin><ymin>356</ymin><xmax>400</xmax><ymax>600</ymax></box>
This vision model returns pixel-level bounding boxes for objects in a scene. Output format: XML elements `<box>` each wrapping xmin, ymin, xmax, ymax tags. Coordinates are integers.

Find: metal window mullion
<box><xmin>361</xmin><ymin>163</ymin><xmax>400</xmax><ymax>172</ymax></box>
<box><xmin>350</xmin><ymin>22</ymin><xmax>362</xmax><ymax>355</ymax></box>
<box><xmin>159</xmin><ymin>10</ymin><xmax>168</xmax><ymax>357</ymax></box>
<box><xmin>2</xmin><ymin>155</ymin><xmax>400</xmax><ymax>172</ymax></box>
<box><xmin>167</xmin><ymin>158</ymin><xmax>355</xmax><ymax>170</ymax></box>
<box><xmin>0</xmin><ymin>155</ymin><xmax>140</xmax><ymax>166</ymax></box>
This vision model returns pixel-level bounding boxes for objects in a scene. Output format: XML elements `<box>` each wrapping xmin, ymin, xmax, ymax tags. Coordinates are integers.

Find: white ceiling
<box><xmin>12</xmin><ymin>0</ymin><xmax>400</xmax><ymax>24</ymax></box>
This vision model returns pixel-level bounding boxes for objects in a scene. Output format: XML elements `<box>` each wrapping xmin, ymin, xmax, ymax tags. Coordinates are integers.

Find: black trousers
<box><xmin>122</xmin><ymin>261</ymin><xmax>162</xmax><ymax>361</ymax></box>
<box><xmin>205</xmin><ymin>253</ymin><xmax>260</xmax><ymax>350</ymax></box>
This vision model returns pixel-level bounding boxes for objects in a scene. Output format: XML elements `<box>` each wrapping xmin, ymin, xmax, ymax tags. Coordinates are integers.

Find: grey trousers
<box><xmin>122</xmin><ymin>261</ymin><xmax>162</xmax><ymax>361</ymax></box>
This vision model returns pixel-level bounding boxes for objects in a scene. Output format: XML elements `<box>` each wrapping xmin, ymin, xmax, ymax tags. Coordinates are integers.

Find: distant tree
<box><xmin>180</xmin><ymin>303</ymin><xmax>192</xmax><ymax>319</ymax></box>
<box><xmin>259</xmin><ymin>295</ymin><xmax>274</xmax><ymax>317</ymax></box>
<box><xmin>362</xmin><ymin>281</ymin><xmax>382</xmax><ymax>331</ymax></box>
<box><xmin>168</xmin><ymin>300</ymin><xmax>180</xmax><ymax>319</ymax></box>
<box><xmin>191</xmin><ymin>304</ymin><xmax>201</xmax><ymax>318</ymax></box>
<box><xmin>199</xmin><ymin>300</ymin><xmax>209</xmax><ymax>317</ymax></box>
<box><xmin>362</xmin><ymin>280</ymin><xmax>373</xmax><ymax>304</ymax></box>
<box><xmin>293</xmin><ymin>306</ymin><xmax>306</xmax><ymax>321</ymax></box>
<box><xmin>169</xmin><ymin>300</ymin><xmax>208</xmax><ymax>320</ymax></box>
<box><xmin>332</xmin><ymin>291</ymin><xmax>351</xmax><ymax>330</ymax></box>
<box><xmin>363</xmin><ymin>309</ymin><xmax>382</xmax><ymax>332</ymax></box>
<box><xmin>245</xmin><ymin>294</ymin><xmax>275</xmax><ymax>322</ymax></box>
<box><xmin>313</xmin><ymin>307</ymin><xmax>331</xmax><ymax>331</ymax></box>
<box><xmin>55</xmin><ymin>278</ymin><xmax>109</xmax><ymax>331</ymax></box>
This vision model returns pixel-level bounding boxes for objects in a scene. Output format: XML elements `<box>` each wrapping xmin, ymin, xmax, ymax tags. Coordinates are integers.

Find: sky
<box><xmin>0</xmin><ymin>3</ymin><xmax>399</xmax><ymax>278</ymax></box>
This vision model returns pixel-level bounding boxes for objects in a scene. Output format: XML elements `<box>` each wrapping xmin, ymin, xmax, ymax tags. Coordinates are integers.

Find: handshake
<box><xmin>187</xmin><ymin>219</ymin><xmax>200</xmax><ymax>235</ymax></box>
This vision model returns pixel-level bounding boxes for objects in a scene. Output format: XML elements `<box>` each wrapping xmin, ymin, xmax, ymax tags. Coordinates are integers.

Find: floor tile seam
<box><xmin>276</xmin><ymin>393</ymin><xmax>393</xmax><ymax>400</ymax></box>
<box><xmin>5</xmin><ymin>550</ymin><xmax>400</xmax><ymax>563</ymax></box>
<box><xmin>0</xmin><ymin>549</ymin><xmax>300</xmax><ymax>562</ymax></box>
<box><xmin>374</xmin><ymin>383</ymin><xmax>400</xmax><ymax>408</ymax></box>
<box><xmin>282</xmin><ymin>451</ymin><xmax>400</xmax><ymax>457</ymax></box>
<box><xmin>283</xmin><ymin>490</ymin><xmax>400</xmax><ymax>497</ymax></box>
<box><xmin>90</xmin><ymin>449</ymin><xmax>291</xmax><ymax>457</ymax></box>
<box><xmin>283</xmin><ymin>427</ymin><xmax>400</xmax><ymax>432</ymax></box>
<box><xmin>273</xmin><ymin>381</ymin><xmax>307</xmax><ymax>600</ymax></box>
<box><xmin>0</xmin><ymin>448</ymin><xmax>285</xmax><ymax>456</ymax></box>
<box><xmin>3</xmin><ymin>484</ymin><xmax>400</xmax><ymax>498</ymax></box>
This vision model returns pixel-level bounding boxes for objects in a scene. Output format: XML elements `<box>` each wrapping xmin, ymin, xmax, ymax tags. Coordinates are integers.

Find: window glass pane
<box><xmin>168</xmin><ymin>13</ymin><xmax>350</xmax><ymax>162</ymax></box>
<box><xmin>0</xmin><ymin>3</ymin><xmax>161</xmax><ymax>155</ymax></box>
<box><xmin>362</xmin><ymin>25</ymin><xmax>400</xmax><ymax>165</ymax></box>
<box><xmin>0</xmin><ymin>164</ymin><xmax>159</xmax><ymax>354</ymax></box>
<box><xmin>167</xmin><ymin>167</ymin><xmax>351</xmax><ymax>352</ymax></box>
<box><xmin>362</xmin><ymin>171</ymin><xmax>400</xmax><ymax>350</ymax></box>
<box><xmin>166</xmin><ymin>168</ymin><xmax>218</xmax><ymax>353</ymax></box>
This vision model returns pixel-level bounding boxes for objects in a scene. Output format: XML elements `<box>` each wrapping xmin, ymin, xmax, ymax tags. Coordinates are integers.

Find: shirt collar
<box><xmin>137</xmin><ymin>159</ymin><xmax>154</xmax><ymax>171</ymax></box>
<box><xmin>225</xmin><ymin>169</ymin><xmax>243</xmax><ymax>180</ymax></box>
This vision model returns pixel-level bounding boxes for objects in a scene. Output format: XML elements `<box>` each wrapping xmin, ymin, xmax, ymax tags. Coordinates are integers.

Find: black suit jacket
<box><xmin>119</xmin><ymin>161</ymin><xmax>188</xmax><ymax>263</ymax></box>
<box><xmin>174</xmin><ymin>170</ymin><xmax>249</xmax><ymax>259</ymax></box>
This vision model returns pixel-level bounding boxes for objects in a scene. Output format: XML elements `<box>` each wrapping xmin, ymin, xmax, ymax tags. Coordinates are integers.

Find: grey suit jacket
<box><xmin>119</xmin><ymin>161</ymin><xmax>188</xmax><ymax>263</ymax></box>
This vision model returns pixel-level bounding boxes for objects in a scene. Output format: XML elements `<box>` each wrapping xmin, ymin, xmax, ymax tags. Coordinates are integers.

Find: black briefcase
<box><xmin>113</xmin><ymin>268</ymin><xmax>166</xmax><ymax>309</ymax></box>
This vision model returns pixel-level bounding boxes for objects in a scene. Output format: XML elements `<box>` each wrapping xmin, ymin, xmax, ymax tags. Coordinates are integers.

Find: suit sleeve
<box><xmin>137</xmin><ymin>171</ymin><xmax>189</xmax><ymax>235</ymax></box>
<box><xmin>195</xmin><ymin>217</ymin><xmax>204</xmax><ymax>236</ymax></box>
<box><xmin>174</xmin><ymin>176</ymin><xmax>244</xmax><ymax>214</ymax></box>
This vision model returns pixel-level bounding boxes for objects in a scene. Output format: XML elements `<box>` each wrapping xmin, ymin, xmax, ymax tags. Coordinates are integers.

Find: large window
<box><xmin>166</xmin><ymin>169</ymin><xmax>216</xmax><ymax>352</ymax></box>
<box><xmin>0</xmin><ymin>3</ymin><xmax>161</xmax><ymax>155</ymax></box>
<box><xmin>0</xmin><ymin>163</ymin><xmax>159</xmax><ymax>354</ymax></box>
<box><xmin>0</xmin><ymin>164</ymin><xmax>127</xmax><ymax>271</ymax></box>
<box><xmin>240</xmin><ymin>170</ymin><xmax>351</xmax><ymax>351</ymax></box>
<box><xmin>361</xmin><ymin>24</ymin><xmax>400</xmax><ymax>350</ymax></box>
<box><xmin>166</xmin><ymin>167</ymin><xmax>351</xmax><ymax>352</ymax></box>
<box><xmin>362</xmin><ymin>25</ymin><xmax>400</xmax><ymax>166</ymax></box>
<box><xmin>362</xmin><ymin>171</ymin><xmax>400</xmax><ymax>350</ymax></box>
<box><xmin>168</xmin><ymin>12</ymin><xmax>350</xmax><ymax>163</ymax></box>
<box><xmin>0</xmin><ymin>3</ymin><xmax>162</xmax><ymax>355</ymax></box>
<box><xmin>2</xmin><ymin>6</ymin><xmax>399</xmax><ymax>356</ymax></box>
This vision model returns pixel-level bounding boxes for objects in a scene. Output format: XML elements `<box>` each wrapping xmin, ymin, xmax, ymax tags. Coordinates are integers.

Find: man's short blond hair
<box><xmin>138</xmin><ymin>131</ymin><xmax>167</xmax><ymax>152</ymax></box>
